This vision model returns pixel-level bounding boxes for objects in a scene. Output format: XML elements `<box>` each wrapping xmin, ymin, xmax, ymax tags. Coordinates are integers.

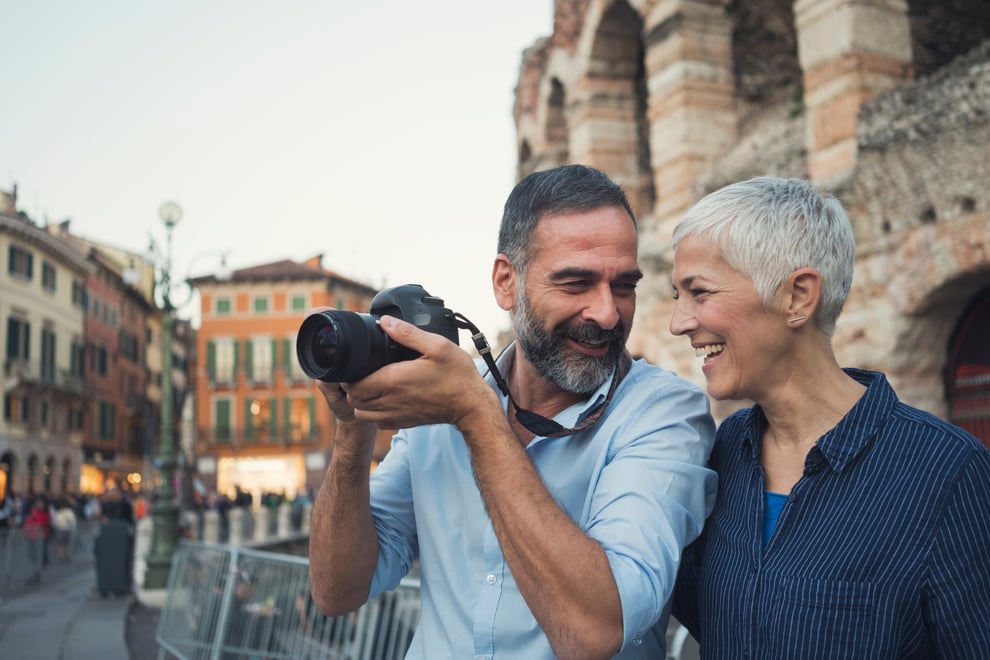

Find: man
<box><xmin>309</xmin><ymin>164</ymin><xmax>716</xmax><ymax>658</ymax></box>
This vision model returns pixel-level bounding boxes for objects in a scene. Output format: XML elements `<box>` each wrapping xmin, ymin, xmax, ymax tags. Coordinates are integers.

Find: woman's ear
<box><xmin>784</xmin><ymin>267</ymin><xmax>821</xmax><ymax>322</ymax></box>
<box><xmin>492</xmin><ymin>254</ymin><xmax>517</xmax><ymax>312</ymax></box>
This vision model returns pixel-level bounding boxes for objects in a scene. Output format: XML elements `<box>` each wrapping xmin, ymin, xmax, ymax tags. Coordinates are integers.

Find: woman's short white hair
<box><xmin>672</xmin><ymin>176</ymin><xmax>855</xmax><ymax>336</ymax></box>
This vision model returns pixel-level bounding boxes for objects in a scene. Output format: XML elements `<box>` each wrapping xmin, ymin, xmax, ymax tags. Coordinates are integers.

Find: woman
<box><xmin>668</xmin><ymin>176</ymin><xmax>990</xmax><ymax>658</ymax></box>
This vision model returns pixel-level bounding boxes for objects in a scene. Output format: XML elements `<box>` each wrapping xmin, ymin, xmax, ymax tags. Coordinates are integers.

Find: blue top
<box><xmin>762</xmin><ymin>491</ymin><xmax>787</xmax><ymax>548</ymax></box>
<box><xmin>365</xmin><ymin>344</ymin><xmax>718</xmax><ymax>659</ymax></box>
<box><xmin>673</xmin><ymin>369</ymin><xmax>990</xmax><ymax>659</ymax></box>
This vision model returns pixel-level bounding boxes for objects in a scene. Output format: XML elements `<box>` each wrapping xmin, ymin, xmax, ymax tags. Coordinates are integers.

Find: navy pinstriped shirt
<box><xmin>673</xmin><ymin>369</ymin><xmax>990</xmax><ymax>659</ymax></box>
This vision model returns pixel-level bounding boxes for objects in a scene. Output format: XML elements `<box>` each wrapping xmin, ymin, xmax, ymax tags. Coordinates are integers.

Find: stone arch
<box><xmin>544</xmin><ymin>77</ymin><xmax>570</xmax><ymax>166</ymax></box>
<box><xmin>0</xmin><ymin>451</ymin><xmax>15</xmax><ymax>499</ymax></box>
<box><xmin>906</xmin><ymin>0</ymin><xmax>990</xmax><ymax>78</ymax></box>
<box><xmin>61</xmin><ymin>456</ymin><xmax>73</xmax><ymax>495</ymax></box>
<box><xmin>43</xmin><ymin>454</ymin><xmax>56</xmax><ymax>495</ymax></box>
<box><xmin>26</xmin><ymin>453</ymin><xmax>38</xmax><ymax>496</ymax></box>
<box><xmin>568</xmin><ymin>0</ymin><xmax>654</xmax><ymax>218</ymax></box>
<box><xmin>945</xmin><ymin>287</ymin><xmax>990</xmax><ymax>448</ymax></box>
<box><xmin>729</xmin><ymin>0</ymin><xmax>802</xmax><ymax>109</ymax></box>
<box><xmin>887</xmin><ymin>263</ymin><xmax>990</xmax><ymax>418</ymax></box>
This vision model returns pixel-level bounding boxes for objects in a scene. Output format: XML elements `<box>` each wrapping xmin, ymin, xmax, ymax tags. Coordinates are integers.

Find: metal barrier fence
<box><xmin>156</xmin><ymin>541</ymin><xmax>421</xmax><ymax>660</ymax></box>
<box><xmin>0</xmin><ymin>518</ymin><xmax>100</xmax><ymax>600</ymax></box>
<box><xmin>158</xmin><ymin>541</ymin><xmax>696</xmax><ymax>660</ymax></box>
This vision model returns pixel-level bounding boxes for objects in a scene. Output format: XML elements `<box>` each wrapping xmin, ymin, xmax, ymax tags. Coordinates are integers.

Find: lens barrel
<box><xmin>296</xmin><ymin>310</ymin><xmax>388</xmax><ymax>383</ymax></box>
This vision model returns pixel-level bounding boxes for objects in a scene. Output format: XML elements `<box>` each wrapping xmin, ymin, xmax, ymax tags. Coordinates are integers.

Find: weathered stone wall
<box><xmin>514</xmin><ymin>1</ymin><xmax>990</xmax><ymax>422</ymax></box>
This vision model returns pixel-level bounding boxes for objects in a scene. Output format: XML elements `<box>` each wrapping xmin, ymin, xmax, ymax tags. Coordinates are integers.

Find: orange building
<box><xmin>189</xmin><ymin>254</ymin><xmax>393</xmax><ymax>503</ymax></box>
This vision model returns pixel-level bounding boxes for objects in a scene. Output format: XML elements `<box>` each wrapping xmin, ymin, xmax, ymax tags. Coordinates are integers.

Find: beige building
<box><xmin>513</xmin><ymin>0</ymin><xmax>990</xmax><ymax>446</ymax></box>
<box><xmin>1</xmin><ymin>188</ymin><xmax>90</xmax><ymax>497</ymax></box>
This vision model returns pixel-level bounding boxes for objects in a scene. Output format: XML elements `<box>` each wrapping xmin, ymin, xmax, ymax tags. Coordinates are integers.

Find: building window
<box><xmin>7</xmin><ymin>245</ymin><xmax>33</xmax><ymax>280</ymax></box>
<box><xmin>42</xmin><ymin>262</ymin><xmax>56</xmax><ymax>292</ymax></box>
<box><xmin>245</xmin><ymin>398</ymin><xmax>275</xmax><ymax>442</ymax></box>
<box><xmin>284</xmin><ymin>336</ymin><xmax>306</xmax><ymax>382</ymax></box>
<box><xmin>285</xmin><ymin>396</ymin><xmax>316</xmax><ymax>442</ymax></box>
<box><xmin>71</xmin><ymin>280</ymin><xmax>87</xmax><ymax>310</ymax></box>
<box><xmin>214</xmin><ymin>399</ymin><xmax>232</xmax><ymax>443</ymax></box>
<box><xmin>119</xmin><ymin>330</ymin><xmax>139</xmax><ymax>363</ymax></box>
<box><xmin>215</xmin><ymin>297</ymin><xmax>232</xmax><ymax>315</ymax></box>
<box><xmin>90</xmin><ymin>344</ymin><xmax>109</xmax><ymax>377</ymax></box>
<box><xmin>5</xmin><ymin>317</ymin><xmax>30</xmax><ymax>362</ymax></box>
<box><xmin>253</xmin><ymin>296</ymin><xmax>270</xmax><ymax>314</ymax></box>
<box><xmin>70</xmin><ymin>340</ymin><xmax>85</xmax><ymax>379</ymax></box>
<box><xmin>96</xmin><ymin>401</ymin><xmax>116</xmax><ymax>440</ymax></box>
<box><xmin>209</xmin><ymin>339</ymin><xmax>236</xmax><ymax>384</ymax></box>
<box><xmin>248</xmin><ymin>337</ymin><xmax>273</xmax><ymax>384</ymax></box>
<box><xmin>3</xmin><ymin>395</ymin><xmax>30</xmax><ymax>423</ymax></box>
<box><xmin>291</xmin><ymin>294</ymin><xmax>307</xmax><ymax>312</ymax></box>
<box><xmin>67</xmin><ymin>407</ymin><xmax>84</xmax><ymax>431</ymax></box>
<box><xmin>40</xmin><ymin>326</ymin><xmax>56</xmax><ymax>383</ymax></box>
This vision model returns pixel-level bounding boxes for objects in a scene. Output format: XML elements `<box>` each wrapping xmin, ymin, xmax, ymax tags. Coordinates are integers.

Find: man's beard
<box><xmin>513</xmin><ymin>288</ymin><xmax>626</xmax><ymax>394</ymax></box>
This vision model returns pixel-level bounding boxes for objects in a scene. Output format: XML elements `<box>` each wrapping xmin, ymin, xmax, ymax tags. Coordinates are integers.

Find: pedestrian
<box><xmin>52</xmin><ymin>497</ymin><xmax>78</xmax><ymax>562</ymax></box>
<box><xmin>668</xmin><ymin>176</ymin><xmax>990</xmax><ymax>657</ymax></box>
<box><xmin>22</xmin><ymin>495</ymin><xmax>52</xmax><ymax>585</ymax></box>
<box><xmin>308</xmin><ymin>164</ymin><xmax>717</xmax><ymax>658</ymax></box>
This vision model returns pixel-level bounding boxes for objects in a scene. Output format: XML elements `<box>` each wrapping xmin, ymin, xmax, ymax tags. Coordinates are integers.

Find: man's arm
<box><xmin>307</xmin><ymin>383</ymin><xmax>381</xmax><ymax>616</ymax></box>
<box><xmin>460</xmin><ymin>404</ymin><xmax>627</xmax><ymax>658</ymax></box>
<box><xmin>342</xmin><ymin>316</ymin><xmax>627</xmax><ymax>658</ymax></box>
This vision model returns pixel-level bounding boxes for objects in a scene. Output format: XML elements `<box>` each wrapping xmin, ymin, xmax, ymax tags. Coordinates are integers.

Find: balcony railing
<box><xmin>3</xmin><ymin>358</ymin><xmax>87</xmax><ymax>395</ymax></box>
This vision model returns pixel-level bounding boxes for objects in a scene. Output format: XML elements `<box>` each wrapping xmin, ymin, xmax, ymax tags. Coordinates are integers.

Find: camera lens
<box><xmin>312</xmin><ymin>325</ymin><xmax>339</xmax><ymax>370</ymax></box>
<box><xmin>296</xmin><ymin>310</ymin><xmax>386</xmax><ymax>382</ymax></box>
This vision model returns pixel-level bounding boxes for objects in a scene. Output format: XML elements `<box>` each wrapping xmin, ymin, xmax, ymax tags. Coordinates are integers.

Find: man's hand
<box><xmin>315</xmin><ymin>381</ymin><xmax>357</xmax><ymax>423</ymax></box>
<box><xmin>340</xmin><ymin>315</ymin><xmax>496</xmax><ymax>430</ymax></box>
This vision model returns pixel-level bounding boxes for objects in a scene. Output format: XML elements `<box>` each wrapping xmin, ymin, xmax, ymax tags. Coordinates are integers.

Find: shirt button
<box><xmin>486</xmin><ymin>573</ymin><xmax>497</xmax><ymax>585</ymax></box>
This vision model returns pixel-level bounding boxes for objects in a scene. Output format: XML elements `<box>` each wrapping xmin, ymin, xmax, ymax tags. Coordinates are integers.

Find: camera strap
<box><xmin>452</xmin><ymin>313</ymin><xmax>631</xmax><ymax>439</ymax></box>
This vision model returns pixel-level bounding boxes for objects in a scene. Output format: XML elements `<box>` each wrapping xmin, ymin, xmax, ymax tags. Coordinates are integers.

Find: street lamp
<box><xmin>144</xmin><ymin>200</ymin><xmax>185</xmax><ymax>590</ymax></box>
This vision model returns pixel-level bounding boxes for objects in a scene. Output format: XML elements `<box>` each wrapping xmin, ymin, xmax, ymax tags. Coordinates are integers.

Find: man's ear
<box><xmin>492</xmin><ymin>254</ymin><xmax>517</xmax><ymax>312</ymax></box>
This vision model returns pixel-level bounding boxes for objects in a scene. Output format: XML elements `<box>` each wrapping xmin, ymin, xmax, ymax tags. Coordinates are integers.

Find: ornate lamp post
<box><xmin>144</xmin><ymin>200</ymin><xmax>184</xmax><ymax>590</ymax></box>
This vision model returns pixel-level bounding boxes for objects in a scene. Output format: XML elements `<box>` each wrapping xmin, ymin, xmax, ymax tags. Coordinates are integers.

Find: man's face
<box><xmin>511</xmin><ymin>206</ymin><xmax>641</xmax><ymax>394</ymax></box>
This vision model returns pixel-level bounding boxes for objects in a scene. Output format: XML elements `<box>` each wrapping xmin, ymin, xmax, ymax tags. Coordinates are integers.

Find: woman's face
<box><xmin>669</xmin><ymin>234</ymin><xmax>787</xmax><ymax>402</ymax></box>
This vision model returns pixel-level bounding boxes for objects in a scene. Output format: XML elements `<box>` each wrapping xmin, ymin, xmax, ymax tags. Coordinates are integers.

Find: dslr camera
<box><xmin>296</xmin><ymin>283</ymin><xmax>459</xmax><ymax>383</ymax></box>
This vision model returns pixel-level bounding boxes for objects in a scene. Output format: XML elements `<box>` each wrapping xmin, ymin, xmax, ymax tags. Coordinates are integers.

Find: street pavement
<box><xmin>0</xmin><ymin>549</ymin><xmax>697</xmax><ymax>660</ymax></box>
<box><xmin>0</xmin><ymin>552</ymin><xmax>142</xmax><ymax>660</ymax></box>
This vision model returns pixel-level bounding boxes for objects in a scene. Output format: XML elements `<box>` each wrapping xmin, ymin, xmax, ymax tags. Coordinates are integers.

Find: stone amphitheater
<box><xmin>512</xmin><ymin>0</ymin><xmax>990</xmax><ymax>444</ymax></box>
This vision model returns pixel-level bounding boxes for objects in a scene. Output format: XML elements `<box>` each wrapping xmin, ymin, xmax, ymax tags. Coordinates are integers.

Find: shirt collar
<box><xmin>739</xmin><ymin>369</ymin><xmax>897</xmax><ymax>472</ymax></box>
<box><xmin>483</xmin><ymin>340</ymin><xmax>615</xmax><ymax>430</ymax></box>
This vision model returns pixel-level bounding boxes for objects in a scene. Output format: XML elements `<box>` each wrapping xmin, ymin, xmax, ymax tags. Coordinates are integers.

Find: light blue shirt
<box><xmin>366</xmin><ymin>345</ymin><xmax>717</xmax><ymax>658</ymax></box>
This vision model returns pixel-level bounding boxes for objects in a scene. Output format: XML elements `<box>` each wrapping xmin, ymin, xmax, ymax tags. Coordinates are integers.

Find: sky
<box><xmin>0</xmin><ymin>1</ymin><xmax>553</xmax><ymax>345</ymax></box>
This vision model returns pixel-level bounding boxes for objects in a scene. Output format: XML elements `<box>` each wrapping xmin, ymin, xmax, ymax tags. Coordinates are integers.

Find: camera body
<box><xmin>296</xmin><ymin>283</ymin><xmax>458</xmax><ymax>383</ymax></box>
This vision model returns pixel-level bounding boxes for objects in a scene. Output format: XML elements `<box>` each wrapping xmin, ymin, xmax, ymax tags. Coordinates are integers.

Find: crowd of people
<box><xmin>0</xmin><ymin>489</ymin><xmax>126</xmax><ymax>586</ymax></box>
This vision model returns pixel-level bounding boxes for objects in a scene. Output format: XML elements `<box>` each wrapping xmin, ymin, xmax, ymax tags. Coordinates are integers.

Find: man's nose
<box><xmin>583</xmin><ymin>286</ymin><xmax>621</xmax><ymax>330</ymax></box>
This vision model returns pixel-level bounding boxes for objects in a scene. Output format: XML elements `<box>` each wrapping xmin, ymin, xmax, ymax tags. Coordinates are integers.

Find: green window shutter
<box><xmin>308</xmin><ymin>396</ymin><xmax>316</xmax><ymax>436</ymax></box>
<box><xmin>24</xmin><ymin>321</ymin><xmax>31</xmax><ymax>360</ymax></box>
<box><xmin>283</xmin><ymin>338</ymin><xmax>292</xmax><ymax>372</ymax></box>
<box><xmin>244</xmin><ymin>400</ymin><xmax>253</xmax><ymax>439</ymax></box>
<box><xmin>245</xmin><ymin>341</ymin><xmax>254</xmax><ymax>380</ymax></box>
<box><xmin>207</xmin><ymin>342</ymin><xmax>216</xmax><ymax>382</ymax></box>
<box><xmin>283</xmin><ymin>398</ymin><xmax>291</xmax><ymax>438</ymax></box>
<box><xmin>271</xmin><ymin>339</ymin><xmax>277</xmax><ymax>374</ymax></box>
<box><xmin>233</xmin><ymin>341</ymin><xmax>240</xmax><ymax>375</ymax></box>
<box><xmin>216</xmin><ymin>399</ymin><xmax>230</xmax><ymax>443</ymax></box>
<box><xmin>269</xmin><ymin>397</ymin><xmax>277</xmax><ymax>437</ymax></box>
